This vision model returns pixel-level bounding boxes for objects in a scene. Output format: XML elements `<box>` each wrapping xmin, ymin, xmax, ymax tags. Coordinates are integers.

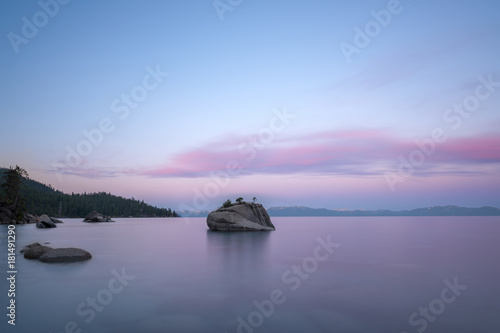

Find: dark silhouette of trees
<box><xmin>0</xmin><ymin>167</ymin><xmax>179</xmax><ymax>218</ymax></box>
<box><xmin>0</xmin><ymin>165</ymin><xmax>28</xmax><ymax>219</ymax></box>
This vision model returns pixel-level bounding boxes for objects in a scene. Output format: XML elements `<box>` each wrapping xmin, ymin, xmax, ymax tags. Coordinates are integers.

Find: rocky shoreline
<box><xmin>0</xmin><ymin>206</ymin><xmax>40</xmax><ymax>225</ymax></box>
<box><xmin>0</xmin><ymin>207</ymin><xmax>115</xmax><ymax>226</ymax></box>
<box><xmin>0</xmin><ymin>206</ymin><xmax>65</xmax><ymax>228</ymax></box>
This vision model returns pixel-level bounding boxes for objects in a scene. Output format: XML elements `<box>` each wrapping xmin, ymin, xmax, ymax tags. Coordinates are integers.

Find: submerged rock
<box><xmin>207</xmin><ymin>203</ymin><xmax>275</xmax><ymax>231</ymax></box>
<box><xmin>39</xmin><ymin>248</ymin><xmax>92</xmax><ymax>263</ymax></box>
<box><xmin>83</xmin><ymin>211</ymin><xmax>115</xmax><ymax>223</ymax></box>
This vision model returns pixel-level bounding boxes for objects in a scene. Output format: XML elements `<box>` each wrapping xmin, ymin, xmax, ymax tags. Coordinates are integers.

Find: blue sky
<box><xmin>1</xmin><ymin>0</ymin><xmax>499</xmax><ymax>211</ymax></box>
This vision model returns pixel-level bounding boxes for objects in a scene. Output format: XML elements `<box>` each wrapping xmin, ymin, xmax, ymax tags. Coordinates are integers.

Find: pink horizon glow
<box><xmin>135</xmin><ymin>130</ymin><xmax>500</xmax><ymax>178</ymax></box>
<box><xmin>39</xmin><ymin>128</ymin><xmax>500</xmax><ymax>210</ymax></box>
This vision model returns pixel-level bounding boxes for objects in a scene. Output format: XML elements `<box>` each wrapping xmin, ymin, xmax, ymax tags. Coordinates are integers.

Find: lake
<box><xmin>1</xmin><ymin>216</ymin><xmax>500</xmax><ymax>333</ymax></box>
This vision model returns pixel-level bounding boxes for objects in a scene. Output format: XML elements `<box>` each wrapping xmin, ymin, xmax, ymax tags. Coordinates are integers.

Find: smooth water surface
<box><xmin>1</xmin><ymin>216</ymin><xmax>500</xmax><ymax>333</ymax></box>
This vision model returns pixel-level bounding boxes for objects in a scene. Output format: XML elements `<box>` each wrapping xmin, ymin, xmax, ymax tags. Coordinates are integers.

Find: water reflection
<box><xmin>3</xmin><ymin>218</ymin><xmax>500</xmax><ymax>333</ymax></box>
<box><xmin>205</xmin><ymin>230</ymin><xmax>272</xmax><ymax>276</ymax></box>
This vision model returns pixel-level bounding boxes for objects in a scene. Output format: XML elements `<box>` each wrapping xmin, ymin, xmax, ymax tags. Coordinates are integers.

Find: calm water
<box><xmin>1</xmin><ymin>216</ymin><xmax>500</xmax><ymax>333</ymax></box>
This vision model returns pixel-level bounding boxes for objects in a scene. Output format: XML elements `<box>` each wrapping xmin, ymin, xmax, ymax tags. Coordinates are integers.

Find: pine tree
<box><xmin>1</xmin><ymin>165</ymin><xmax>28</xmax><ymax>218</ymax></box>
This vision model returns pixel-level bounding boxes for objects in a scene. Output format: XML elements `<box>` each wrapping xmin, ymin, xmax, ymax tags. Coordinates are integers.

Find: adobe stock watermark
<box><xmin>177</xmin><ymin>107</ymin><xmax>296</xmax><ymax>220</ymax></box>
<box><xmin>400</xmin><ymin>277</ymin><xmax>467</xmax><ymax>333</ymax></box>
<box><xmin>50</xmin><ymin>65</ymin><xmax>168</xmax><ymax>182</ymax></box>
<box><xmin>7</xmin><ymin>0</ymin><xmax>71</xmax><ymax>54</ymax></box>
<box><xmin>339</xmin><ymin>0</ymin><xmax>409</xmax><ymax>64</ymax></box>
<box><xmin>230</xmin><ymin>236</ymin><xmax>340</xmax><ymax>333</ymax></box>
<box><xmin>213</xmin><ymin>0</ymin><xmax>243</xmax><ymax>21</ymax></box>
<box><xmin>52</xmin><ymin>267</ymin><xmax>135</xmax><ymax>333</ymax></box>
<box><xmin>385</xmin><ymin>74</ymin><xmax>500</xmax><ymax>192</ymax></box>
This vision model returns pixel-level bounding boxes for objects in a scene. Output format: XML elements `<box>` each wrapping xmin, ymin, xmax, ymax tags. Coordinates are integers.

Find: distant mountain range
<box><xmin>179</xmin><ymin>205</ymin><xmax>500</xmax><ymax>217</ymax></box>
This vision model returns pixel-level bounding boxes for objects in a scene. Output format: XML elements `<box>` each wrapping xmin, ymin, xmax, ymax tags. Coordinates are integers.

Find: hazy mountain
<box><xmin>267</xmin><ymin>205</ymin><xmax>500</xmax><ymax>216</ymax></box>
<box><xmin>180</xmin><ymin>205</ymin><xmax>500</xmax><ymax>217</ymax></box>
<box><xmin>177</xmin><ymin>210</ymin><xmax>211</xmax><ymax>217</ymax></box>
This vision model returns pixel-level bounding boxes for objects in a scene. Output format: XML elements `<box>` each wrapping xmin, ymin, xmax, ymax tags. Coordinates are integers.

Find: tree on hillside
<box><xmin>1</xmin><ymin>165</ymin><xmax>28</xmax><ymax>217</ymax></box>
<box><xmin>0</xmin><ymin>167</ymin><xmax>180</xmax><ymax>218</ymax></box>
<box><xmin>236</xmin><ymin>197</ymin><xmax>244</xmax><ymax>204</ymax></box>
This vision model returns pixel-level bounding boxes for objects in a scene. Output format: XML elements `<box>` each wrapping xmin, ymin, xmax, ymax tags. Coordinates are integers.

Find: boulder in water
<box><xmin>83</xmin><ymin>211</ymin><xmax>114</xmax><ymax>223</ymax></box>
<box><xmin>22</xmin><ymin>243</ymin><xmax>92</xmax><ymax>263</ymax></box>
<box><xmin>207</xmin><ymin>203</ymin><xmax>275</xmax><ymax>231</ymax></box>
<box><xmin>37</xmin><ymin>214</ymin><xmax>57</xmax><ymax>228</ymax></box>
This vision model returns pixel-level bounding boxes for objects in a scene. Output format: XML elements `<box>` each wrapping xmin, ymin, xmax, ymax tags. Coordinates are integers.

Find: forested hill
<box><xmin>0</xmin><ymin>168</ymin><xmax>179</xmax><ymax>218</ymax></box>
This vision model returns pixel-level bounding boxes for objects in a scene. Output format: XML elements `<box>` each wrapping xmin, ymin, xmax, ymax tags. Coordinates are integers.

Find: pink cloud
<box><xmin>139</xmin><ymin>130</ymin><xmax>500</xmax><ymax>178</ymax></box>
<box><xmin>47</xmin><ymin>129</ymin><xmax>500</xmax><ymax>180</ymax></box>
<box><xmin>436</xmin><ymin>136</ymin><xmax>500</xmax><ymax>162</ymax></box>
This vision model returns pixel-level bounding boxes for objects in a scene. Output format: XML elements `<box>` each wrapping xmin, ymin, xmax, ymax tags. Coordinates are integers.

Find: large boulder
<box><xmin>207</xmin><ymin>203</ymin><xmax>275</xmax><ymax>231</ymax></box>
<box><xmin>39</xmin><ymin>248</ymin><xmax>92</xmax><ymax>263</ymax></box>
<box><xmin>83</xmin><ymin>211</ymin><xmax>115</xmax><ymax>223</ymax></box>
<box><xmin>37</xmin><ymin>214</ymin><xmax>57</xmax><ymax>228</ymax></box>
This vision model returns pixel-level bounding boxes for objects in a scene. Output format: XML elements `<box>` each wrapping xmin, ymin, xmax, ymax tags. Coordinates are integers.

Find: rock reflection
<box><xmin>205</xmin><ymin>230</ymin><xmax>272</xmax><ymax>277</ymax></box>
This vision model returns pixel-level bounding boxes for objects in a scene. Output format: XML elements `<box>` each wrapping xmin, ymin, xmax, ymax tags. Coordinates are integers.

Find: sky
<box><xmin>1</xmin><ymin>0</ymin><xmax>499</xmax><ymax>211</ymax></box>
